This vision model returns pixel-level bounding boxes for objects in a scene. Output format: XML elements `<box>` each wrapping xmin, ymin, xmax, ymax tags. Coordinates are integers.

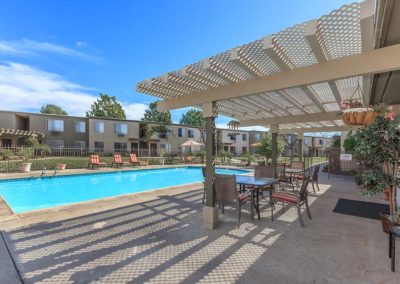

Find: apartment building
<box><xmin>217</xmin><ymin>129</ymin><xmax>251</xmax><ymax>156</ymax></box>
<box><xmin>0</xmin><ymin>110</ymin><xmax>334</xmax><ymax>157</ymax></box>
<box><xmin>0</xmin><ymin>110</ymin><xmax>205</xmax><ymax>156</ymax></box>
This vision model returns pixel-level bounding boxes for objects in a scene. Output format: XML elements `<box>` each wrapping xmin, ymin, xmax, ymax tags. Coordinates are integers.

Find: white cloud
<box><xmin>0</xmin><ymin>39</ymin><xmax>100</xmax><ymax>61</ymax></box>
<box><xmin>75</xmin><ymin>41</ymin><xmax>88</xmax><ymax>48</ymax></box>
<box><xmin>124</xmin><ymin>103</ymin><xmax>148</xmax><ymax>120</ymax></box>
<box><xmin>0</xmin><ymin>62</ymin><xmax>147</xmax><ymax>120</ymax></box>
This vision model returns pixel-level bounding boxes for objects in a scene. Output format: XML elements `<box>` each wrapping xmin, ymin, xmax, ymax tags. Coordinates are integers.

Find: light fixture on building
<box><xmin>227</xmin><ymin>120</ymin><xmax>240</xmax><ymax>138</ymax></box>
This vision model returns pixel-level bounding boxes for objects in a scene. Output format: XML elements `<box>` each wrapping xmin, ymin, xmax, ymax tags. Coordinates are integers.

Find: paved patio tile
<box><xmin>0</xmin><ymin>174</ymin><xmax>398</xmax><ymax>283</ymax></box>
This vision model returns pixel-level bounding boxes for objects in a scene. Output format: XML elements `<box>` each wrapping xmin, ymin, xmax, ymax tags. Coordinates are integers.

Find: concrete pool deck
<box><xmin>0</xmin><ymin>173</ymin><xmax>398</xmax><ymax>283</ymax></box>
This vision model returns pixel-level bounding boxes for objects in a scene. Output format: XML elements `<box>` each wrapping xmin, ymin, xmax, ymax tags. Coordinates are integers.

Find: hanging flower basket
<box><xmin>341</xmin><ymin>107</ymin><xmax>377</xmax><ymax>126</ymax></box>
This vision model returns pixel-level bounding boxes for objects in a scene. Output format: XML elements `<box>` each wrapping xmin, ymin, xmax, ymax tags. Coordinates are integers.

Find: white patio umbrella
<box><xmin>180</xmin><ymin>140</ymin><xmax>204</xmax><ymax>153</ymax></box>
<box><xmin>180</xmin><ymin>140</ymin><xmax>204</xmax><ymax>147</ymax></box>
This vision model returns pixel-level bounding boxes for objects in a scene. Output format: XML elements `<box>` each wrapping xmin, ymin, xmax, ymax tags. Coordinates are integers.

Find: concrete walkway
<box><xmin>0</xmin><ymin>174</ymin><xmax>398</xmax><ymax>283</ymax></box>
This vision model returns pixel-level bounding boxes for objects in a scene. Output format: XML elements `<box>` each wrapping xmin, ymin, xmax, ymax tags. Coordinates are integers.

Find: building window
<box><xmin>114</xmin><ymin>142</ymin><xmax>127</xmax><ymax>152</ymax></box>
<box><xmin>114</xmin><ymin>123</ymin><xmax>128</xmax><ymax>135</ymax></box>
<box><xmin>242</xmin><ymin>134</ymin><xmax>247</xmax><ymax>141</ymax></box>
<box><xmin>230</xmin><ymin>146</ymin><xmax>236</xmax><ymax>154</ymax></box>
<box><xmin>46</xmin><ymin>139</ymin><xmax>64</xmax><ymax>148</ymax></box>
<box><xmin>229</xmin><ymin>135</ymin><xmax>236</xmax><ymax>141</ymax></box>
<box><xmin>188</xmin><ymin>129</ymin><xmax>194</xmax><ymax>138</ymax></box>
<box><xmin>94</xmin><ymin>141</ymin><xmax>104</xmax><ymax>152</ymax></box>
<box><xmin>160</xmin><ymin>143</ymin><xmax>171</xmax><ymax>152</ymax></box>
<box><xmin>242</xmin><ymin>147</ymin><xmax>247</xmax><ymax>153</ymax></box>
<box><xmin>47</xmin><ymin>119</ymin><xmax>64</xmax><ymax>132</ymax></box>
<box><xmin>178</xmin><ymin>128</ymin><xmax>185</xmax><ymax>137</ymax></box>
<box><xmin>255</xmin><ymin>133</ymin><xmax>261</xmax><ymax>141</ymax></box>
<box><xmin>75</xmin><ymin>121</ymin><xmax>86</xmax><ymax>133</ymax></box>
<box><xmin>74</xmin><ymin>141</ymin><xmax>86</xmax><ymax>148</ymax></box>
<box><xmin>319</xmin><ymin>139</ymin><xmax>323</xmax><ymax>145</ymax></box>
<box><xmin>224</xmin><ymin>146</ymin><xmax>229</xmax><ymax>152</ymax></box>
<box><xmin>303</xmin><ymin>138</ymin><xmax>308</xmax><ymax>144</ymax></box>
<box><xmin>94</xmin><ymin>121</ymin><xmax>104</xmax><ymax>133</ymax></box>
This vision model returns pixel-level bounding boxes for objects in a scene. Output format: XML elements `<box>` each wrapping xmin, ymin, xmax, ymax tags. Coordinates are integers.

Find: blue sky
<box><xmin>0</xmin><ymin>0</ymin><xmax>358</xmax><ymax>130</ymax></box>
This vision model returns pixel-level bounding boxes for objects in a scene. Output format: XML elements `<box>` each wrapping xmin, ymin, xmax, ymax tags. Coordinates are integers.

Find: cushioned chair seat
<box><xmin>239</xmin><ymin>193</ymin><xmax>250</xmax><ymax>202</ymax></box>
<box><xmin>271</xmin><ymin>192</ymin><xmax>298</xmax><ymax>204</ymax></box>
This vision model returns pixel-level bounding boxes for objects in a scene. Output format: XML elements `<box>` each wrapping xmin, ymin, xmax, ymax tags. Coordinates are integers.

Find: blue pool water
<box><xmin>0</xmin><ymin>167</ymin><xmax>249</xmax><ymax>213</ymax></box>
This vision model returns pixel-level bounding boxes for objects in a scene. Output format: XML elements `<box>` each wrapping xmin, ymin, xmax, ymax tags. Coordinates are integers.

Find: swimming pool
<box><xmin>0</xmin><ymin>167</ymin><xmax>249</xmax><ymax>213</ymax></box>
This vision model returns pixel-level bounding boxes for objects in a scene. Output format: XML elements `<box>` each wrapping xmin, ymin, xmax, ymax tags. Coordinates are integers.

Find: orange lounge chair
<box><xmin>88</xmin><ymin>154</ymin><xmax>107</xmax><ymax>169</ymax></box>
<box><xmin>112</xmin><ymin>154</ymin><xmax>130</xmax><ymax>168</ymax></box>
<box><xmin>129</xmin><ymin>154</ymin><xmax>148</xmax><ymax>166</ymax></box>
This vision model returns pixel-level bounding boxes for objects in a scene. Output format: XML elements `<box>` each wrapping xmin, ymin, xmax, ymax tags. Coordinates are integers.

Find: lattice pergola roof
<box><xmin>0</xmin><ymin>128</ymin><xmax>45</xmax><ymax>138</ymax></box>
<box><xmin>136</xmin><ymin>0</ymin><xmax>400</xmax><ymax>133</ymax></box>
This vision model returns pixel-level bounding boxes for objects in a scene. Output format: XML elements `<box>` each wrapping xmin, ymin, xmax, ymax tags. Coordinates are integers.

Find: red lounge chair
<box><xmin>88</xmin><ymin>155</ymin><xmax>107</xmax><ymax>169</ymax></box>
<box><xmin>112</xmin><ymin>154</ymin><xmax>130</xmax><ymax>168</ymax></box>
<box><xmin>129</xmin><ymin>154</ymin><xmax>148</xmax><ymax>166</ymax></box>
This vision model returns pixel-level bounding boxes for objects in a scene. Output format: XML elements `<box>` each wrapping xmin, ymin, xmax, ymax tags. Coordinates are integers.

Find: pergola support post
<box><xmin>270</xmin><ymin>124</ymin><xmax>279</xmax><ymax>175</ymax></box>
<box><xmin>298</xmin><ymin>132</ymin><xmax>304</xmax><ymax>163</ymax></box>
<box><xmin>202</xmin><ymin>102</ymin><xmax>218</xmax><ymax>229</ymax></box>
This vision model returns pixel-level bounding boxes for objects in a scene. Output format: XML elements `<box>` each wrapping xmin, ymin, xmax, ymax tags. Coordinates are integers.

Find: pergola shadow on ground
<box><xmin>0</xmin><ymin>174</ymin><xmax>398</xmax><ymax>283</ymax></box>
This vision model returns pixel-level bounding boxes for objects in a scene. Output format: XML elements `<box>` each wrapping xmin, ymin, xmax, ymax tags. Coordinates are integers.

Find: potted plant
<box><xmin>18</xmin><ymin>147</ymin><xmax>34</xmax><ymax>173</ymax></box>
<box><xmin>57</xmin><ymin>163</ymin><xmax>67</xmax><ymax>170</ymax></box>
<box><xmin>197</xmin><ymin>151</ymin><xmax>206</xmax><ymax>164</ymax></box>
<box><xmin>159</xmin><ymin>150</ymin><xmax>165</xmax><ymax>165</ymax></box>
<box><xmin>353</xmin><ymin>110</ymin><xmax>399</xmax><ymax>233</ymax></box>
<box><xmin>240</xmin><ymin>151</ymin><xmax>253</xmax><ymax>167</ymax></box>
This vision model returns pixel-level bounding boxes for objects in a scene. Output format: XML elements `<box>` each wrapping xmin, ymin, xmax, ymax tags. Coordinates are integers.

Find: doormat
<box><xmin>333</xmin><ymin>198</ymin><xmax>389</xmax><ymax>220</ymax></box>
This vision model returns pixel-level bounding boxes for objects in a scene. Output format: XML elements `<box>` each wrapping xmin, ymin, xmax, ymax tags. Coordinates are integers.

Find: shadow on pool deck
<box><xmin>0</xmin><ymin>174</ymin><xmax>399</xmax><ymax>283</ymax></box>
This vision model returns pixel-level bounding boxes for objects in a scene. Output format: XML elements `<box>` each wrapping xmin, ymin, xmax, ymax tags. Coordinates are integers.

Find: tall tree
<box><xmin>86</xmin><ymin>93</ymin><xmax>126</xmax><ymax>119</ymax></box>
<box><xmin>141</xmin><ymin>102</ymin><xmax>172</xmax><ymax>139</ymax></box>
<box><xmin>40</xmin><ymin>104</ymin><xmax>68</xmax><ymax>115</ymax></box>
<box><xmin>142</xmin><ymin>102</ymin><xmax>171</xmax><ymax>124</ymax></box>
<box><xmin>256</xmin><ymin>134</ymin><xmax>285</xmax><ymax>161</ymax></box>
<box><xmin>179</xmin><ymin>109</ymin><xmax>205</xmax><ymax>142</ymax></box>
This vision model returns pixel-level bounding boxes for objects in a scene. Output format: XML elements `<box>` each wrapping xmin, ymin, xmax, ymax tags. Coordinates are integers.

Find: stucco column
<box><xmin>202</xmin><ymin>102</ymin><xmax>218</xmax><ymax>229</ymax></box>
<box><xmin>298</xmin><ymin>132</ymin><xmax>304</xmax><ymax>162</ymax></box>
<box><xmin>270</xmin><ymin>124</ymin><xmax>279</xmax><ymax>174</ymax></box>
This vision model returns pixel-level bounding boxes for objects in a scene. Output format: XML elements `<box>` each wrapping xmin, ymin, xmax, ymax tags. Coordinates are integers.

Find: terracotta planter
<box><xmin>19</xmin><ymin>163</ymin><xmax>32</xmax><ymax>173</ymax></box>
<box><xmin>383</xmin><ymin>188</ymin><xmax>390</xmax><ymax>201</ymax></box>
<box><xmin>57</xmin><ymin>164</ymin><xmax>66</xmax><ymax>171</ymax></box>
<box><xmin>342</xmin><ymin>108</ymin><xmax>377</xmax><ymax>126</ymax></box>
<box><xmin>380</xmin><ymin>212</ymin><xmax>393</xmax><ymax>234</ymax></box>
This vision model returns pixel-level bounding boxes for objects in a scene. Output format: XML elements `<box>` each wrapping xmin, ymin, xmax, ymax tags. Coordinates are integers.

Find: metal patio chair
<box><xmin>271</xmin><ymin>175</ymin><xmax>311</xmax><ymax>227</ymax></box>
<box><xmin>215</xmin><ymin>174</ymin><xmax>250</xmax><ymax>227</ymax></box>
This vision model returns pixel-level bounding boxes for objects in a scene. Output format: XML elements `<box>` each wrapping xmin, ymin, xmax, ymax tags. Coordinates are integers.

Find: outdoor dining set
<box><xmin>202</xmin><ymin>162</ymin><xmax>321</xmax><ymax>227</ymax></box>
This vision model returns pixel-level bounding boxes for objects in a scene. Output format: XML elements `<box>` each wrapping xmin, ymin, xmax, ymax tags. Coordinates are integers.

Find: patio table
<box><xmin>236</xmin><ymin>176</ymin><xmax>278</xmax><ymax>220</ymax></box>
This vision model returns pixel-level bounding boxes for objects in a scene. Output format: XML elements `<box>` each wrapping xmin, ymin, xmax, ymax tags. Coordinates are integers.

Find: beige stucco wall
<box><xmin>0</xmin><ymin>113</ymin><xmax>17</xmax><ymax>129</ymax></box>
<box><xmin>29</xmin><ymin>114</ymin><xmax>88</xmax><ymax>147</ymax></box>
<box><xmin>88</xmin><ymin>118</ymin><xmax>139</xmax><ymax>153</ymax></box>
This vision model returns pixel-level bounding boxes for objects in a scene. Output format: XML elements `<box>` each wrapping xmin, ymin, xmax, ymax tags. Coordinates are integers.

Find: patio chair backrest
<box><xmin>114</xmin><ymin>154</ymin><xmax>122</xmax><ymax>163</ymax></box>
<box><xmin>312</xmin><ymin>164</ymin><xmax>320</xmax><ymax>181</ymax></box>
<box><xmin>215</xmin><ymin>174</ymin><xmax>238</xmax><ymax>206</ymax></box>
<box><xmin>291</xmin><ymin>161</ymin><xmax>305</xmax><ymax>170</ymax></box>
<box><xmin>299</xmin><ymin>175</ymin><xmax>311</xmax><ymax>202</ymax></box>
<box><xmin>276</xmin><ymin>163</ymin><xmax>286</xmax><ymax>180</ymax></box>
<box><xmin>90</xmin><ymin>155</ymin><xmax>99</xmax><ymax>164</ymax></box>
<box><xmin>258</xmin><ymin>161</ymin><xmax>266</xmax><ymax>166</ymax></box>
<box><xmin>254</xmin><ymin>166</ymin><xmax>274</xmax><ymax>178</ymax></box>
<box><xmin>130</xmin><ymin>154</ymin><xmax>138</xmax><ymax>162</ymax></box>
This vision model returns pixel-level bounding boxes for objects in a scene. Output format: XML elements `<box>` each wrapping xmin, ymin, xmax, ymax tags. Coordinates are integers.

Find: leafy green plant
<box><xmin>359</xmin><ymin>171</ymin><xmax>388</xmax><ymax>197</ymax></box>
<box><xmin>240</xmin><ymin>151</ymin><xmax>254</xmax><ymax>166</ymax></box>
<box><xmin>343</xmin><ymin>134</ymin><xmax>358</xmax><ymax>153</ymax></box>
<box><xmin>353</xmin><ymin>115</ymin><xmax>400</xmax><ymax>214</ymax></box>
<box><xmin>0</xmin><ymin>149</ymin><xmax>13</xmax><ymax>160</ymax></box>
<box><xmin>256</xmin><ymin>135</ymin><xmax>285</xmax><ymax>161</ymax></box>
<box><xmin>196</xmin><ymin>151</ymin><xmax>206</xmax><ymax>163</ymax></box>
<box><xmin>17</xmin><ymin>147</ymin><xmax>34</xmax><ymax>162</ymax></box>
